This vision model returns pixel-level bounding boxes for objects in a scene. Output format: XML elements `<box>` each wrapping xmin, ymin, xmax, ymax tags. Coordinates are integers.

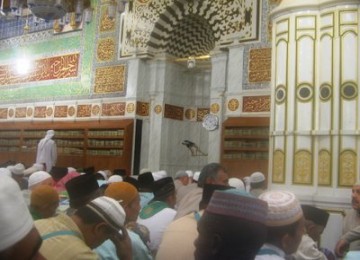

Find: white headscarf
<box><xmin>37</xmin><ymin>130</ymin><xmax>55</xmax><ymax>152</ymax></box>
<box><xmin>0</xmin><ymin>175</ymin><xmax>34</xmax><ymax>251</ymax></box>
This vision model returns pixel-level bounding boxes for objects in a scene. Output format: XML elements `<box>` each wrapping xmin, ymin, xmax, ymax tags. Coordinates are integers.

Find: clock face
<box><xmin>202</xmin><ymin>114</ymin><xmax>219</xmax><ymax>131</ymax></box>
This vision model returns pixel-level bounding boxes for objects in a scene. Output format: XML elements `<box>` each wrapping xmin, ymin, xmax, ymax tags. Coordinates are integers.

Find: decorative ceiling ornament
<box><xmin>27</xmin><ymin>0</ymin><xmax>69</xmax><ymax>20</ymax></box>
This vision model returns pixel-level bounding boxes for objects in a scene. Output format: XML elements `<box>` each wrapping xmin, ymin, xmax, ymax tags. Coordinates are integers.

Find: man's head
<box><xmin>250</xmin><ymin>171</ymin><xmax>266</xmax><ymax>190</ymax></box>
<box><xmin>351</xmin><ymin>183</ymin><xmax>360</xmax><ymax>211</ymax></box>
<box><xmin>105</xmin><ymin>182</ymin><xmax>141</xmax><ymax>222</ymax></box>
<box><xmin>45</xmin><ymin>130</ymin><xmax>55</xmax><ymax>139</ymax></box>
<box><xmin>138</xmin><ymin>171</ymin><xmax>154</xmax><ymax>192</ymax></box>
<box><xmin>65</xmin><ymin>174</ymin><xmax>100</xmax><ymax>209</ymax></box>
<box><xmin>30</xmin><ymin>185</ymin><xmax>59</xmax><ymax>219</ymax></box>
<box><xmin>199</xmin><ymin>184</ymin><xmax>233</xmax><ymax>210</ymax></box>
<box><xmin>74</xmin><ymin>196</ymin><xmax>126</xmax><ymax>249</ymax></box>
<box><xmin>9</xmin><ymin>163</ymin><xmax>25</xmax><ymax>181</ymax></box>
<box><xmin>301</xmin><ymin>205</ymin><xmax>329</xmax><ymax>242</ymax></box>
<box><xmin>152</xmin><ymin>177</ymin><xmax>176</xmax><ymax>208</ymax></box>
<box><xmin>175</xmin><ymin>170</ymin><xmax>190</xmax><ymax>186</ymax></box>
<box><xmin>28</xmin><ymin>171</ymin><xmax>54</xmax><ymax>190</ymax></box>
<box><xmin>194</xmin><ymin>189</ymin><xmax>268</xmax><ymax>260</ymax></box>
<box><xmin>259</xmin><ymin>190</ymin><xmax>304</xmax><ymax>255</ymax></box>
<box><xmin>0</xmin><ymin>175</ymin><xmax>44</xmax><ymax>260</ymax></box>
<box><xmin>197</xmin><ymin>163</ymin><xmax>229</xmax><ymax>188</ymax></box>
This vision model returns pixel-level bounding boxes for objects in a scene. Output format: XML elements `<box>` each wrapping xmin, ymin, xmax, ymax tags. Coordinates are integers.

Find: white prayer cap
<box><xmin>46</xmin><ymin>129</ymin><xmax>55</xmax><ymax>138</ymax></box>
<box><xmin>140</xmin><ymin>168</ymin><xmax>151</xmax><ymax>175</ymax></box>
<box><xmin>108</xmin><ymin>175</ymin><xmax>123</xmax><ymax>183</ymax></box>
<box><xmin>28</xmin><ymin>171</ymin><xmax>52</xmax><ymax>189</ymax></box>
<box><xmin>0</xmin><ymin>168</ymin><xmax>11</xmax><ymax>177</ymax></box>
<box><xmin>152</xmin><ymin>170</ymin><xmax>167</xmax><ymax>181</ymax></box>
<box><xmin>175</xmin><ymin>170</ymin><xmax>188</xmax><ymax>179</ymax></box>
<box><xmin>193</xmin><ymin>171</ymin><xmax>201</xmax><ymax>182</ymax></box>
<box><xmin>9</xmin><ymin>163</ymin><xmax>26</xmax><ymax>176</ymax></box>
<box><xmin>97</xmin><ymin>170</ymin><xmax>108</xmax><ymax>181</ymax></box>
<box><xmin>228</xmin><ymin>177</ymin><xmax>245</xmax><ymax>190</ymax></box>
<box><xmin>250</xmin><ymin>172</ymin><xmax>265</xmax><ymax>184</ymax></box>
<box><xmin>186</xmin><ymin>170</ymin><xmax>193</xmax><ymax>177</ymax></box>
<box><xmin>67</xmin><ymin>167</ymin><xmax>76</xmax><ymax>173</ymax></box>
<box><xmin>23</xmin><ymin>163</ymin><xmax>44</xmax><ymax>176</ymax></box>
<box><xmin>0</xmin><ymin>175</ymin><xmax>34</xmax><ymax>251</ymax></box>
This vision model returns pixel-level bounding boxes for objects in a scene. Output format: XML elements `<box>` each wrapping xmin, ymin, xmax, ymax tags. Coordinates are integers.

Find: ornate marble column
<box><xmin>270</xmin><ymin>0</ymin><xmax>360</xmax><ymax>206</ymax></box>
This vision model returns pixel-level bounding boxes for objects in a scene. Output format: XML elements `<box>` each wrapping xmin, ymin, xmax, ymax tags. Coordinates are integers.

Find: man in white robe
<box><xmin>36</xmin><ymin>130</ymin><xmax>57</xmax><ymax>172</ymax></box>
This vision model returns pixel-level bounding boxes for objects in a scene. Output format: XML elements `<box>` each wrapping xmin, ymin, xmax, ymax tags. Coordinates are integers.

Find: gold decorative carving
<box><xmin>197</xmin><ymin>108</ymin><xmax>210</xmax><ymax>121</ymax></box>
<box><xmin>339</xmin><ymin>150</ymin><xmax>357</xmax><ymax>187</ymax></box>
<box><xmin>97</xmin><ymin>38</ymin><xmax>115</xmax><ymax>62</ymax></box>
<box><xmin>273</xmin><ymin>150</ymin><xmax>285</xmax><ymax>183</ymax></box>
<box><xmin>77</xmin><ymin>105</ymin><xmax>91</xmax><ymax>117</ymax></box>
<box><xmin>243</xmin><ymin>96</ymin><xmax>271</xmax><ymax>112</ymax></box>
<box><xmin>318</xmin><ymin>150</ymin><xmax>331</xmax><ymax>186</ymax></box>
<box><xmin>185</xmin><ymin>109</ymin><xmax>196</xmax><ymax>120</ymax></box>
<box><xmin>249</xmin><ymin>48</ymin><xmax>272</xmax><ymax>83</ymax></box>
<box><xmin>0</xmin><ymin>108</ymin><xmax>8</xmax><ymax>119</ymax></box>
<box><xmin>154</xmin><ymin>105</ymin><xmax>162</xmax><ymax>114</ymax></box>
<box><xmin>0</xmin><ymin>53</ymin><xmax>79</xmax><ymax>86</ymax></box>
<box><xmin>136</xmin><ymin>0</ymin><xmax>151</xmax><ymax>4</ymax></box>
<box><xmin>126</xmin><ymin>103</ymin><xmax>135</xmax><ymax>113</ymax></box>
<box><xmin>100</xmin><ymin>6</ymin><xmax>115</xmax><ymax>32</ymax></box>
<box><xmin>8</xmin><ymin>108</ymin><xmax>14</xmax><ymax>118</ymax></box>
<box><xmin>34</xmin><ymin>107</ymin><xmax>46</xmax><ymax>118</ymax></box>
<box><xmin>210</xmin><ymin>103</ymin><xmax>220</xmax><ymax>114</ymax></box>
<box><xmin>53</xmin><ymin>19</ymin><xmax>63</xmax><ymax>33</ymax></box>
<box><xmin>293</xmin><ymin>150</ymin><xmax>312</xmax><ymax>185</ymax></box>
<box><xmin>16</xmin><ymin>107</ymin><xmax>27</xmax><ymax>118</ymax></box>
<box><xmin>26</xmin><ymin>107</ymin><xmax>33</xmax><ymax>117</ymax></box>
<box><xmin>94</xmin><ymin>65</ymin><xmax>126</xmax><ymax>93</ymax></box>
<box><xmin>46</xmin><ymin>107</ymin><xmax>53</xmax><ymax>117</ymax></box>
<box><xmin>68</xmin><ymin>106</ymin><xmax>76</xmax><ymax>117</ymax></box>
<box><xmin>102</xmin><ymin>102</ymin><xmax>126</xmax><ymax>116</ymax></box>
<box><xmin>228</xmin><ymin>99</ymin><xmax>239</xmax><ymax>112</ymax></box>
<box><xmin>54</xmin><ymin>106</ymin><xmax>68</xmax><ymax>118</ymax></box>
<box><xmin>136</xmin><ymin>102</ymin><xmax>149</xmax><ymax>116</ymax></box>
<box><xmin>164</xmin><ymin>104</ymin><xmax>184</xmax><ymax>121</ymax></box>
<box><xmin>92</xmin><ymin>105</ymin><xmax>101</xmax><ymax>116</ymax></box>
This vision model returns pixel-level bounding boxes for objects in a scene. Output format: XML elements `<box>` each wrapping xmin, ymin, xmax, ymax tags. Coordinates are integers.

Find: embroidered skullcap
<box><xmin>9</xmin><ymin>163</ymin><xmax>25</xmax><ymax>176</ymax></box>
<box><xmin>138</xmin><ymin>171</ymin><xmax>154</xmax><ymax>190</ymax></box>
<box><xmin>108</xmin><ymin>175</ymin><xmax>123</xmax><ymax>183</ymax></box>
<box><xmin>152</xmin><ymin>177</ymin><xmax>175</xmax><ymax>199</ymax></box>
<box><xmin>0</xmin><ymin>167</ymin><xmax>11</xmax><ymax>177</ymax></box>
<box><xmin>46</xmin><ymin>129</ymin><xmax>55</xmax><ymax>138</ymax></box>
<box><xmin>199</xmin><ymin>184</ymin><xmax>234</xmax><ymax>209</ymax></box>
<box><xmin>229</xmin><ymin>177</ymin><xmax>245</xmax><ymax>190</ymax></box>
<box><xmin>24</xmin><ymin>163</ymin><xmax>44</xmax><ymax>176</ymax></box>
<box><xmin>105</xmin><ymin>182</ymin><xmax>138</xmax><ymax>206</ymax></box>
<box><xmin>28</xmin><ymin>171</ymin><xmax>52</xmax><ymax>189</ymax></box>
<box><xmin>186</xmin><ymin>170</ymin><xmax>193</xmax><ymax>177</ymax></box>
<box><xmin>206</xmin><ymin>189</ymin><xmax>268</xmax><ymax>224</ymax></box>
<box><xmin>85</xmin><ymin>196</ymin><xmax>126</xmax><ymax>231</ymax></box>
<box><xmin>175</xmin><ymin>170</ymin><xmax>188</xmax><ymax>179</ymax></box>
<box><xmin>250</xmin><ymin>172</ymin><xmax>265</xmax><ymax>183</ymax></box>
<box><xmin>193</xmin><ymin>171</ymin><xmax>201</xmax><ymax>182</ymax></box>
<box><xmin>301</xmin><ymin>205</ymin><xmax>329</xmax><ymax>227</ymax></box>
<box><xmin>96</xmin><ymin>170</ymin><xmax>108</xmax><ymax>181</ymax></box>
<box><xmin>0</xmin><ymin>175</ymin><xmax>34</xmax><ymax>251</ymax></box>
<box><xmin>259</xmin><ymin>190</ymin><xmax>303</xmax><ymax>227</ymax></box>
<box><xmin>31</xmin><ymin>185</ymin><xmax>59</xmax><ymax>208</ymax></box>
<box><xmin>66</xmin><ymin>174</ymin><xmax>99</xmax><ymax>207</ymax></box>
<box><xmin>152</xmin><ymin>170</ymin><xmax>167</xmax><ymax>181</ymax></box>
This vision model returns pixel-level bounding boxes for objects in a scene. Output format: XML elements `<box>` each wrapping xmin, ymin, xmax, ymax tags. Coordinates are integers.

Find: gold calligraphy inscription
<box><xmin>15</xmin><ymin>107</ymin><xmax>26</xmax><ymax>118</ymax></box>
<box><xmin>185</xmin><ymin>109</ymin><xmax>196</xmax><ymax>120</ymax></box>
<box><xmin>97</xmin><ymin>38</ymin><xmax>115</xmax><ymax>62</ymax></box>
<box><xmin>54</xmin><ymin>106</ymin><xmax>68</xmax><ymax>118</ymax></box>
<box><xmin>94</xmin><ymin>65</ymin><xmax>126</xmax><ymax>93</ymax></box>
<box><xmin>46</xmin><ymin>107</ymin><xmax>53</xmax><ymax>117</ymax></box>
<box><xmin>228</xmin><ymin>99</ymin><xmax>239</xmax><ymax>111</ymax></box>
<box><xmin>197</xmin><ymin>108</ymin><xmax>210</xmax><ymax>121</ymax></box>
<box><xmin>100</xmin><ymin>6</ymin><xmax>115</xmax><ymax>32</ymax></box>
<box><xmin>293</xmin><ymin>150</ymin><xmax>312</xmax><ymax>185</ymax></box>
<box><xmin>0</xmin><ymin>108</ymin><xmax>8</xmax><ymax>119</ymax></box>
<box><xmin>318</xmin><ymin>150</ymin><xmax>331</xmax><ymax>186</ymax></box>
<box><xmin>249</xmin><ymin>48</ymin><xmax>271</xmax><ymax>83</ymax></box>
<box><xmin>0</xmin><ymin>53</ymin><xmax>79</xmax><ymax>86</ymax></box>
<box><xmin>154</xmin><ymin>105</ymin><xmax>162</xmax><ymax>114</ymax></box>
<box><xmin>8</xmin><ymin>108</ymin><xmax>14</xmax><ymax>118</ymax></box>
<box><xmin>77</xmin><ymin>105</ymin><xmax>91</xmax><ymax>117</ymax></box>
<box><xmin>164</xmin><ymin>104</ymin><xmax>184</xmax><ymax>121</ymax></box>
<box><xmin>339</xmin><ymin>150</ymin><xmax>357</xmax><ymax>187</ymax></box>
<box><xmin>26</xmin><ymin>107</ymin><xmax>33</xmax><ymax>117</ymax></box>
<box><xmin>34</xmin><ymin>107</ymin><xmax>47</xmax><ymax>118</ymax></box>
<box><xmin>273</xmin><ymin>150</ymin><xmax>285</xmax><ymax>183</ymax></box>
<box><xmin>102</xmin><ymin>102</ymin><xmax>126</xmax><ymax>116</ymax></box>
<box><xmin>210</xmin><ymin>103</ymin><xmax>220</xmax><ymax>114</ymax></box>
<box><xmin>243</xmin><ymin>96</ymin><xmax>271</xmax><ymax>112</ymax></box>
<box><xmin>92</xmin><ymin>105</ymin><xmax>101</xmax><ymax>116</ymax></box>
<box><xmin>126</xmin><ymin>103</ymin><xmax>135</xmax><ymax>113</ymax></box>
<box><xmin>136</xmin><ymin>101</ymin><xmax>149</xmax><ymax>116</ymax></box>
<box><xmin>68</xmin><ymin>106</ymin><xmax>76</xmax><ymax>117</ymax></box>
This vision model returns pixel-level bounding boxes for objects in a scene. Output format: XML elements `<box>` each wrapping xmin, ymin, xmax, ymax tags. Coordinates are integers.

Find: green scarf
<box><xmin>139</xmin><ymin>201</ymin><xmax>169</xmax><ymax>219</ymax></box>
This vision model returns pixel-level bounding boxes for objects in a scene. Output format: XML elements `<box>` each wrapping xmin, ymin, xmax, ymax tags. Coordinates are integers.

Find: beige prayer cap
<box><xmin>28</xmin><ymin>171</ymin><xmax>52</xmax><ymax>189</ymax></box>
<box><xmin>9</xmin><ymin>163</ymin><xmax>25</xmax><ymax>176</ymax></box>
<box><xmin>0</xmin><ymin>175</ymin><xmax>34</xmax><ymax>251</ymax></box>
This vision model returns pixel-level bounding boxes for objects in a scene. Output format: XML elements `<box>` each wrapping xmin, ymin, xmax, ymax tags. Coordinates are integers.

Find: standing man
<box><xmin>36</xmin><ymin>130</ymin><xmax>57</xmax><ymax>172</ymax></box>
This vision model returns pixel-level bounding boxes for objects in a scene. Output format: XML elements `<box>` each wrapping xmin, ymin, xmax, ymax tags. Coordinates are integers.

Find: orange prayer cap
<box><xmin>30</xmin><ymin>185</ymin><xmax>59</xmax><ymax>208</ymax></box>
<box><xmin>105</xmin><ymin>182</ymin><xmax>138</xmax><ymax>206</ymax></box>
